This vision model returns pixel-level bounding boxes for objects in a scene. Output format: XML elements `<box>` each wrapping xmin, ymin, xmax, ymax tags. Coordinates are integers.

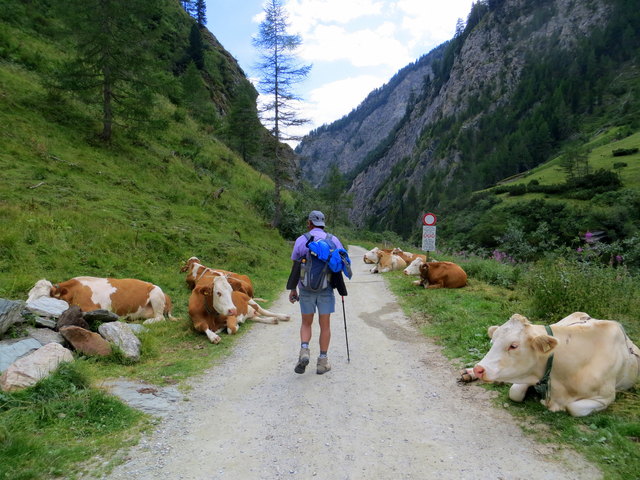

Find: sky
<box><xmin>206</xmin><ymin>0</ymin><xmax>476</xmax><ymax>140</ymax></box>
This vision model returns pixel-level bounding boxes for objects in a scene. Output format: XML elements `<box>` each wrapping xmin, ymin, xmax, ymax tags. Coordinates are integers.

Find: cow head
<box><xmin>180</xmin><ymin>256</ymin><xmax>200</xmax><ymax>273</ymax></box>
<box><xmin>403</xmin><ymin>257</ymin><xmax>424</xmax><ymax>275</ymax></box>
<box><xmin>363</xmin><ymin>247</ymin><xmax>380</xmax><ymax>264</ymax></box>
<box><xmin>473</xmin><ymin>314</ymin><xmax>558</xmax><ymax>384</ymax></box>
<box><xmin>50</xmin><ymin>283</ymin><xmax>69</xmax><ymax>299</ymax></box>
<box><xmin>419</xmin><ymin>261</ymin><xmax>430</xmax><ymax>280</ymax></box>
<box><xmin>27</xmin><ymin>279</ymin><xmax>54</xmax><ymax>303</ymax></box>
<box><xmin>194</xmin><ymin>273</ymin><xmax>237</xmax><ymax>316</ymax></box>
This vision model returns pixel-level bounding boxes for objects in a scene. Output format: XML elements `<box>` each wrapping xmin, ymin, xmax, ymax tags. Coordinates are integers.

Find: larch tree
<box><xmin>55</xmin><ymin>0</ymin><xmax>165</xmax><ymax>141</ymax></box>
<box><xmin>252</xmin><ymin>0</ymin><xmax>311</xmax><ymax>228</ymax></box>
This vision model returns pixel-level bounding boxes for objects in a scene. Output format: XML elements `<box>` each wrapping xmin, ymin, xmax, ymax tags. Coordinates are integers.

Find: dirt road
<box><xmin>105</xmin><ymin>245</ymin><xmax>600</xmax><ymax>480</ymax></box>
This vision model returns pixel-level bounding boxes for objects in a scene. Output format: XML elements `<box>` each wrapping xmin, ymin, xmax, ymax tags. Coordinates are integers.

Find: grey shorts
<box><xmin>299</xmin><ymin>287</ymin><xmax>335</xmax><ymax>315</ymax></box>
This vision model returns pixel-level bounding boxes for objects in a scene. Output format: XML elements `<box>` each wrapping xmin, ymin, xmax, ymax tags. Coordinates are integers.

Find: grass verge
<box><xmin>385</xmin><ymin>264</ymin><xmax>640</xmax><ymax>480</ymax></box>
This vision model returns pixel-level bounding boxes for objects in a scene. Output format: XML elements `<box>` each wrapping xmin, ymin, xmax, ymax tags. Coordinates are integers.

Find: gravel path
<box><xmin>103</xmin><ymin>245</ymin><xmax>601</xmax><ymax>480</ymax></box>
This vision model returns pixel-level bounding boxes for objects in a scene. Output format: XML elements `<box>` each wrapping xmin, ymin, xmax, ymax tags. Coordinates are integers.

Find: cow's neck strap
<box><xmin>534</xmin><ymin>325</ymin><xmax>554</xmax><ymax>400</ymax></box>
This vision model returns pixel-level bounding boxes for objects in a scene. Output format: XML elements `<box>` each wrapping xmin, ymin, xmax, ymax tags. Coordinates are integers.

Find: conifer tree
<box><xmin>252</xmin><ymin>0</ymin><xmax>311</xmax><ymax>228</ymax></box>
<box><xmin>55</xmin><ymin>0</ymin><xmax>165</xmax><ymax>141</ymax></box>
<box><xmin>195</xmin><ymin>0</ymin><xmax>207</xmax><ymax>27</ymax></box>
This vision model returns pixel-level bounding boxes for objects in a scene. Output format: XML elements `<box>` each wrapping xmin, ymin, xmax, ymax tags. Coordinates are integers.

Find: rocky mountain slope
<box><xmin>296</xmin><ymin>0</ymin><xmax>632</xmax><ymax>230</ymax></box>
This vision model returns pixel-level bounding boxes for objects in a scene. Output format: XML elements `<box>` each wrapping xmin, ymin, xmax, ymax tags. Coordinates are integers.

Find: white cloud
<box><xmin>306</xmin><ymin>75</ymin><xmax>387</xmax><ymax>127</ymax></box>
<box><xmin>395</xmin><ymin>0</ymin><xmax>474</xmax><ymax>49</ymax></box>
<box><xmin>287</xmin><ymin>0</ymin><xmax>384</xmax><ymax>32</ymax></box>
<box><xmin>300</xmin><ymin>23</ymin><xmax>411</xmax><ymax>68</ymax></box>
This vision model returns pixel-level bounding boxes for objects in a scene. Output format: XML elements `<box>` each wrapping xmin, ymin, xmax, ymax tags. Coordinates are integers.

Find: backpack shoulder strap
<box><xmin>324</xmin><ymin>233</ymin><xmax>335</xmax><ymax>249</ymax></box>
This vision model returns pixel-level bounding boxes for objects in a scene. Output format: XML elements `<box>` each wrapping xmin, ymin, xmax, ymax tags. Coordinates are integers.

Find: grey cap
<box><xmin>308</xmin><ymin>210</ymin><xmax>325</xmax><ymax>227</ymax></box>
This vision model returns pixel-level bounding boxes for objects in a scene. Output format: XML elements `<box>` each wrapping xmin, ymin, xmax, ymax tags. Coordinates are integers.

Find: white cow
<box><xmin>403</xmin><ymin>257</ymin><xmax>425</xmax><ymax>275</ymax></box>
<box><xmin>464</xmin><ymin>312</ymin><xmax>640</xmax><ymax>417</ymax></box>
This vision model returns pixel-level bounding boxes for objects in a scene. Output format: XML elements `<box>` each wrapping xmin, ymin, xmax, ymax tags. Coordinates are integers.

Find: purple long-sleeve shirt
<box><xmin>291</xmin><ymin>227</ymin><xmax>344</xmax><ymax>261</ymax></box>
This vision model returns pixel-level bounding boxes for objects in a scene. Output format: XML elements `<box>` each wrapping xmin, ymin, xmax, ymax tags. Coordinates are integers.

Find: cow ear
<box><xmin>487</xmin><ymin>325</ymin><xmax>499</xmax><ymax>338</ymax></box>
<box><xmin>195</xmin><ymin>285</ymin><xmax>211</xmax><ymax>296</ymax></box>
<box><xmin>531</xmin><ymin>334</ymin><xmax>558</xmax><ymax>353</ymax></box>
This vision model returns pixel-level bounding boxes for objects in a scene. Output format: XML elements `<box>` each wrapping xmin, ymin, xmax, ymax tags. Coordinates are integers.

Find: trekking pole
<box><xmin>341</xmin><ymin>296</ymin><xmax>350</xmax><ymax>362</ymax></box>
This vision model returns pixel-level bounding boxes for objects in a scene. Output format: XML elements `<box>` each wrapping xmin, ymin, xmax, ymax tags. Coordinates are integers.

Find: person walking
<box><xmin>287</xmin><ymin>210</ymin><xmax>347</xmax><ymax>375</ymax></box>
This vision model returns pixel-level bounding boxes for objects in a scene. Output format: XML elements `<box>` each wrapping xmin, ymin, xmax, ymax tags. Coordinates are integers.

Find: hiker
<box><xmin>287</xmin><ymin>210</ymin><xmax>349</xmax><ymax>375</ymax></box>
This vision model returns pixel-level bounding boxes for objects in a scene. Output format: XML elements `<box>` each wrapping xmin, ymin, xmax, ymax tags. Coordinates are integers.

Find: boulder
<box><xmin>26</xmin><ymin>297</ymin><xmax>69</xmax><ymax>318</ymax></box>
<box><xmin>34</xmin><ymin>317</ymin><xmax>57</xmax><ymax>329</ymax></box>
<box><xmin>98</xmin><ymin>322</ymin><xmax>141</xmax><ymax>361</ymax></box>
<box><xmin>59</xmin><ymin>326</ymin><xmax>112</xmax><ymax>357</ymax></box>
<box><xmin>57</xmin><ymin>306</ymin><xmax>90</xmax><ymax>331</ymax></box>
<box><xmin>0</xmin><ymin>299</ymin><xmax>26</xmax><ymax>337</ymax></box>
<box><xmin>0</xmin><ymin>342</ymin><xmax>74</xmax><ymax>392</ymax></box>
<box><xmin>127</xmin><ymin>323</ymin><xmax>148</xmax><ymax>336</ymax></box>
<box><xmin>83</xmin><ymin>309</ymin><xmax>120</xmax><ymax>324</ymax></box>
<box><xmin>26</xmin><ymin>326</ymin><xmax>66</xmax><ymax>346</ymax></box>
<box><xmin>0</xmin><ymin>338</ymin><xmax>42</xmax><ymax>373</ymax></box>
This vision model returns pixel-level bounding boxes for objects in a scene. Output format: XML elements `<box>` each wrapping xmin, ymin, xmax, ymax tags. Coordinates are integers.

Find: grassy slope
<box><xmin>0</xmin><ymin>61</ymin><xmax>291</xmax><ymax>314</ymax></box>
<box><xmin>501</xmin><ymin>129</ymin><xmax>640</xmax><ymax>189</ymax></box>
<box><xmin>0</xmin><ymin>11</ymin><xmax>295</xmax><ymax>479</ymax></box>
<box><xmin>386</xmin><ymin>270</ymin><xmax>640</xmax><ymax>480</ymax></box>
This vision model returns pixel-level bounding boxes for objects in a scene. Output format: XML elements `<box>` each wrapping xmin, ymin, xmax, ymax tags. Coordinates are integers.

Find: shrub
<box><xmin>522</xmin><ymin>257</ymin><xmax>640</xmax><ymax>325</ymax></box>
<box><xmin>460</xmin><ymin>255</ymin><xmax>523</xmax><ymax>289</ymax></box>
<box><xmin>612</xmin><ymin>147</ymin><xmax>638</xmax><ymax>156</ymax></box>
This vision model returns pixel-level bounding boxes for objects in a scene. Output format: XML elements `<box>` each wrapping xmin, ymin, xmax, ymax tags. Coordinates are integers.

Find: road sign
<box><xmin>422</xmin><ymin>212</ymin><xmax>437</xmax><ymax>226</ymax></box>
<box><xmin>422</xmin><ymin>225</ymin><xmax>436</xmax><ymax>251</ymax></box>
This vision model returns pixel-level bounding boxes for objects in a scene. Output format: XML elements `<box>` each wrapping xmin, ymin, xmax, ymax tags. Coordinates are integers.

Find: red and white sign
<box><xmin>422</xmin><ymin>213</ymin><xmax>437</xmax><ymax>226</ymax></box>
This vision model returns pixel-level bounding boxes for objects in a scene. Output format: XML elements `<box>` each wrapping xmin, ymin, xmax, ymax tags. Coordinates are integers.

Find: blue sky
<box><xmin>206</xmin><ymin>0</ymin><xmax>476</xmax><ymax>140</ymax></box>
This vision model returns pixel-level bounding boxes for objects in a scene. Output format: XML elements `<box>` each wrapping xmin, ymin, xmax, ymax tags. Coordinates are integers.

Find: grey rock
<box><xmin>127</xmin><ymin>323</ymin><xmax>148</xmax><ymax>336</ymax></box>
<box><xmin>26</xmin><ymin>297</ymin><xmax>69</xmax><ymax>318</ymax></box>
<box><xmin>0</xmin><ymin>299</ymin><xmax>26</xmax><ymax>337</ymax></box>
<box><xmin>98</xmin><ymin>322</ymin><xmax>141</xmax><ymax>361</ymax></box>
<box><xmin>26</xmin><ymin>326</ymin><xmax>66</xmax><ymax>346</ymax></box>
<box><xmin>0</xmin><ymin>337</ymin><xmax>42</xmax><ymax>373</ymax></box>
<box><xmin>83</xmin><ymin>309</ymin><xmax>120</xmax><ymax>324</ymax></box>
<box><xmin>57</xmin><ymin>306</ymin><xmax>90</xmax><ymax>330</ymax></box>
<box><xmin>100</xmin><ymin>378</ymin><xmax>183</xmax><ymax>417</ymax></box>
<box><xmin>0</xmin><ymin>343</ymin><xmax>74</xmax><ymax>392</ymax></box>
<box><xmin>35</xmin><ymin>317</ymin><xmax>57</xmax><ymax>329</ymax></box>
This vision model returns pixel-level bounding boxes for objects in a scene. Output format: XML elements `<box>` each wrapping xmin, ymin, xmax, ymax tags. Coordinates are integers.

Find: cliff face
<box><xmin>294</xmin><ymin>46</ymin><xmax>444</xmax><ymax>187</ymax></box>
<box><xmin>296</xmin><ymin>0</ymin><xmax>611</xmax><ymax>227</ymax></box>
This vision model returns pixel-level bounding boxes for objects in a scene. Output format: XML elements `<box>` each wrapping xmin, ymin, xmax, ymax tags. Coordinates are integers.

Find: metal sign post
<box><xmin>421</xmin><ymin>213</ymin><xmax>437</xmax><ymax>259</ymax></box>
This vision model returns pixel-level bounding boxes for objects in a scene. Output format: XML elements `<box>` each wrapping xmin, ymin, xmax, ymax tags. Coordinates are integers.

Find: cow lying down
<box><xmin>35</xmin><ymin>277</ymin><xmax>174</xmax><ymax>324</ymax></box>
<box><xmin>188</xmin><ymin>276</ymin><xmax>290</xmax><ymax>344</ymax></box>
<box><xmin>461</xmin><ymin>312</ymin><xmax>640</xmax><ymax>417</ymax></box>
<box><xmin>413</xmin><ymin>261</ymin><xmax>467</xmax><ymax>288</ymax></box>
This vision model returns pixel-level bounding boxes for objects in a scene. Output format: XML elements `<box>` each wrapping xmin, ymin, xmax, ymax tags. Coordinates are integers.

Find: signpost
<box><xmin>421</xmin><ymin>213</ymin><xmax>437</xmax><ymax>258</ymax></box>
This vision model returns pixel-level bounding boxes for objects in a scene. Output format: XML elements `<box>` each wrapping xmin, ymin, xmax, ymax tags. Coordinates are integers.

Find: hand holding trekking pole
<box><xmin>289</xmin><ymin>290</ymin><xmax>299</xmax><ymax>303</ymax></box>
<box><xmin>342</xmin><ymin>296</ymin><xmax>350</xmax><ymax>362</ymax></box>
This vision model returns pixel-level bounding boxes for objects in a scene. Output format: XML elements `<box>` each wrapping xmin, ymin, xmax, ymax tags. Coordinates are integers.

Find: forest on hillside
<box><xmin>356</xmin><ymin>0</ymin><xmax>640</xmax><ymax>268</ymax></box>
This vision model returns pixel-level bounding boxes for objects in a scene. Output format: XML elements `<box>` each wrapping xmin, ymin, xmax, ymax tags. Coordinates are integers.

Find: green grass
<box><xmin>0</xmin><ymin>363</ymin><xmax>150</xmax><ymax>480</ymax></box>
<box><xmin>0</xmin><ymin>9</ymin><xmax>295</xmax><ymax>478</ymax></box>
<box><xmin>386</xmin><ymin>258</ymin><xmax>640</xmax><ymax>480</ymax></box>
<box><xmin>497</xmin><ymin>128</ymin><xmax>640</xmax><ymax>191</ymax></box>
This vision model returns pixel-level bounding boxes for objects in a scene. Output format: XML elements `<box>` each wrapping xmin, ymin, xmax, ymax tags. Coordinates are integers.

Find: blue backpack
<box><xmin>300</xmin><ymin>233</ymin><xmax>352</xmax><ymax>291</ymax></box>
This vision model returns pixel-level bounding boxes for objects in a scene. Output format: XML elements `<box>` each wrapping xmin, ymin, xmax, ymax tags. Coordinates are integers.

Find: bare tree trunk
<box><xmin>101</xmin><ymin>65</ymin><xmax>113</xmax><ymax>141</ymax></box>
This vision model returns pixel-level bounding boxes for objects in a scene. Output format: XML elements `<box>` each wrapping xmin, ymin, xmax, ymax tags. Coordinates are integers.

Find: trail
<box><xmin>103</xmin><ymin>245</ymin><xmax>600</xmax><ymax>480</ymax></box>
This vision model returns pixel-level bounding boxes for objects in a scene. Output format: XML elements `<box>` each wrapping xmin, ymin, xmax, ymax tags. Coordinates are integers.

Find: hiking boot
<box><xmin>316</xmin><ymin>356</ymin><xmax>331</xmax><ymax>375</ymax></box>
<box><xmin>294</xmin><ymin>347</ymin><xmax>310</xmax><ymax>374</ymax></box>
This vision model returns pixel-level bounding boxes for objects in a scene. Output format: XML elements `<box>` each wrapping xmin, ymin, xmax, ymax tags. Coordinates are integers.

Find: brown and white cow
<box><xmin>391</xmin><ymin>248</ymin><xmax>427</xmax><ymax>265</ymax></box>
<box><xmin>413</xmin><ymin>261</ymin><xmax>467</xmax><ymax>288</ymax></box>
<box><xmin>363</xmin><ymin>247</ymin><xmax>392</xmax><ymax>264</ymax></box>
<box><xmin>462</xmin><ymin>312</ymin><xmax>640</xmax><ymax>417</ymax></box>
<box><xmin>369</xmin><ymin>250</ymin><xmax>407</xmax><ymax>273</ymax></box>
<box><xmin>403</xmin><ymin>256</ymin><xmax>426</xmax><ymax>275</ymax></box>
<box><xmin>46</xmin><ymin>277</ymin><xmax>176</xmax><ymax>324</ymax></box>
<box><xmin>181</xmin><ymin>256</ymin><xmax>255</xmax><ymax>298</ymax></box>
<box><xmin>189</xmin><ymin>281</ymin><xmax>290</xmax><ymax>343</ymax></box>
